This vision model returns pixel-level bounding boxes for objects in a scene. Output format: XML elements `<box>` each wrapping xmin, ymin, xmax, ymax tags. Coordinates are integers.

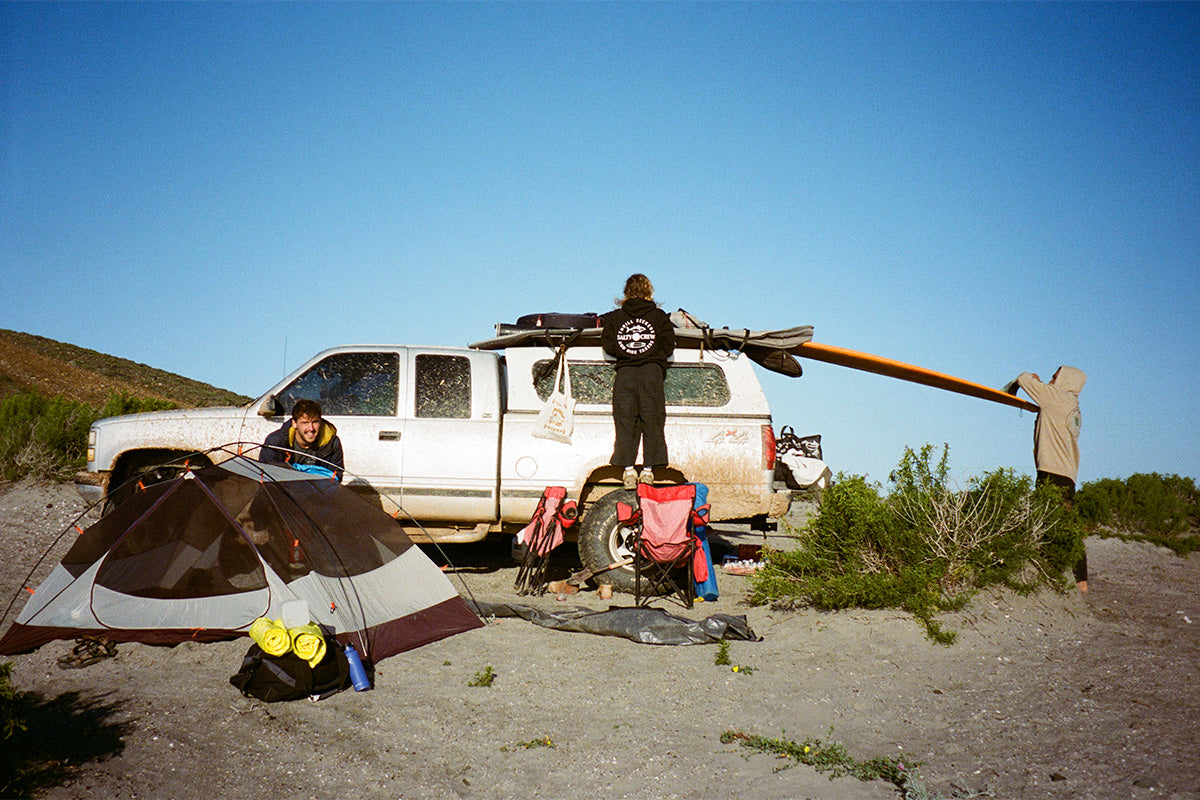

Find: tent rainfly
<box><xmin>0</xmin><ymin>456</ymin><xmax>482</xmax><ymax>662</ymax></box>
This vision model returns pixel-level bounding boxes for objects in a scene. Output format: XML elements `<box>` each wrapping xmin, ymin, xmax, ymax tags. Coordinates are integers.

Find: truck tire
<box><xmin>105</xmin><ymin>451</ymin><xmax>209</xmax><ymax>513</ymax></box>
<box><xmin>577</xmin><ymin>488</ymin><xmax>641</xmax><ymax>595</ymax></box>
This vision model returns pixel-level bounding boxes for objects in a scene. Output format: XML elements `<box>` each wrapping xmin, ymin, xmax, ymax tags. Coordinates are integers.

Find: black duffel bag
<box><xmin>229</xmin><ymin>638</ymin><xmax>351</xmax><ymax>702</ymax></box>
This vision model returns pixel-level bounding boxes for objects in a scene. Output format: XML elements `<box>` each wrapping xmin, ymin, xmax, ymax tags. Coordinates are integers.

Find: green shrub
<box><xmin>0</xmin><ymin>391</ymin><xmax>174</xmax><ymax>480</ymax></box>
<box><xmin>0</xmin><ymin>394</ymin><xmax>89</xmax><ymax>479</ymax></box>
<box><xmin>1077</xmin><ymin>473</ymin><xmax>1199</xmax><ymax>555</ymax></box>
<box><xmin>96</xmin><ymin>392</ymin><xmax>175</xmax><ymax>419</ymax></box>
<box><xmin>0</xmin><ymin>662</ymin><xmax>26</xmax><ymax>740</ymax></box>
<box><xmin>721</xmin><ymin>729</ymin><xmax>930</xmax><ymax>793</ymax></box>
<box><xmin>468</xmin><ymin>665</ymin><xmax>496</xmax><ymax>687</ymax></box>
<box><xmin>751</xmin><ymin>445</ymin><xmax>1082</xmax><ymax>644</ymax></box>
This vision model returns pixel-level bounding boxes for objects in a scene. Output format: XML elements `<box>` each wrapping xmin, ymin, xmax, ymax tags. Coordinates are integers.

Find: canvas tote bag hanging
<box><xmin>532</xmin><ymin>351</ymin><xmax>575</xmax><ymax>444</ymax></box>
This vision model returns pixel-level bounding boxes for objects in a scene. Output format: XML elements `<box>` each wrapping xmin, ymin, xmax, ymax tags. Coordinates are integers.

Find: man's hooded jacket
<box><xmin>260</xmin><ymin>418</ymin><xmax>345</xmax><ymax>481</ymax></box>
<box><xmin>1017</xmin><ymin>366</ymin><xmax>1086</xmax><ymax>482</ymax></box>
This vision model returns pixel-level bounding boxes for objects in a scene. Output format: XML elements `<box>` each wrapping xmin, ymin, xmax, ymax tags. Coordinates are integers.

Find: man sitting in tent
<box><xmin>260</xmin><ymin>398</ymin><xmax>345</xmax><ymax>481</ymax></box>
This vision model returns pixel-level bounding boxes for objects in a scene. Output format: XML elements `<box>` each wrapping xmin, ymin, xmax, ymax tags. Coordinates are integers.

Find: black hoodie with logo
<box><xmin>600</xmin><ymin>298</ymin><xmax>676</xmax><ymax>370</ymax></box>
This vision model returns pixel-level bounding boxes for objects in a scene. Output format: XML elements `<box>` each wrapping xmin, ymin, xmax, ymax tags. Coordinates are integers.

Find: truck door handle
<box><xmin>378</xmin><ymin>431</ymin><xmax>401</xmax><ymax>441</ymax></box>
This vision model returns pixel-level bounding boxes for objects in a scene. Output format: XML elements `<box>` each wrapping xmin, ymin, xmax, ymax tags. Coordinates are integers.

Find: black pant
<box><xmin>1037</xmin><ymin>470</ymin><xmax>1087</xmax><ymax>583</ymax></box>
<box><xmin>610</xmin><ymin>363</ymin><xmax>668</xmax><ymax>468</ymax></box>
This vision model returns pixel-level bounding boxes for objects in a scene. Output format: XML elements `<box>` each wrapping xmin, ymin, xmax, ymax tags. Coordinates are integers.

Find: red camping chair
<box><xmin>617</xmin><ymin>483</ymin><xmax>709</xmax><ymax>609</ymax></box>
<box><xmin>513</xmin><ymin>486</ymin><xmax>577</xmax><ymax>595</ymax></box>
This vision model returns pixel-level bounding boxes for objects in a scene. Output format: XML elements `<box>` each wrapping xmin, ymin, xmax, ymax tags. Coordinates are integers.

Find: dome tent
<box><xmin>0</xmin><ymin>455</ymin><xmax>482</xmax><ymax>664</ymax></box>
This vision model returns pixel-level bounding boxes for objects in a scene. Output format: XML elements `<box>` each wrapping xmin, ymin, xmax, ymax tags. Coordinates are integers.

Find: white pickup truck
<box><xmin>76</xmin><ymin>326</ymin><xmax>803</xmax><ymax>592</ymax></box>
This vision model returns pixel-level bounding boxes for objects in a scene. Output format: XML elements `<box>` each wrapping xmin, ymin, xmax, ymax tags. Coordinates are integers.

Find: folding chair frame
<box><xmin>514</xmin><ymin>486</ymin><xmax>577</xmax><ymax>595</ymax></box>
<box><xmin>621</xmin><ymin>484</ymin><xmax>702</xmax><ymax>610</ymax></box>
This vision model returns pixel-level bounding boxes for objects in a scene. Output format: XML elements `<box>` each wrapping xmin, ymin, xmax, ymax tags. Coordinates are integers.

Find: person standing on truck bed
<box><xmin>601</xmin><ymin>273</ymin><xmax>676</xmax><ymax>490</ymax></box>
<box><xmin>260</xmin><ymin>398</ymin><xmax>345</xmax><ymax>481</ymax></box>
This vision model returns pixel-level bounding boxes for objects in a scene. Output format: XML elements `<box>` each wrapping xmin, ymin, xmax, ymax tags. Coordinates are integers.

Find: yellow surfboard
<box><xmin>793</xmin><ymin>341</ymin><xmax>1039</xmax><ymax>413</ymax></box>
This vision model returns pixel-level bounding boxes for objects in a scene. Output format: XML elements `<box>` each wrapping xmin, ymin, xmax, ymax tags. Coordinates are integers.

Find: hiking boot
<box><xmin>638</xmin><ymin>467</ymin><xmax>655</xmax><ymax>485</ymax></box>
<box><xmin>622</xmin><ymin>468</ymin><xmax>638</xmax><ymax>490</ymax></box>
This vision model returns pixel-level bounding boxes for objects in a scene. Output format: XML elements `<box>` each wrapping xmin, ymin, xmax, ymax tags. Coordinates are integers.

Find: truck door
<box><xmin>241</xmin><ymin>349</ymin><xmax>407</xmax><ymax>505</ymax></box>
<box><xmin>399</xmin><ymin>349</ymin><xmax>501</xmax><ymax>522</ymax></box>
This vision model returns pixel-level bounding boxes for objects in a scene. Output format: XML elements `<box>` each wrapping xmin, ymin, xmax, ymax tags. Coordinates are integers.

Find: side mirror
<box><xmin>259</xmin><ymin>395</ymin><xmax>283</xmax><ymax>417</ymax></box>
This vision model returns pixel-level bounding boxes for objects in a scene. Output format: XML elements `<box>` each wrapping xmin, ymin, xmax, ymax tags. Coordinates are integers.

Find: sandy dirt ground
<box><xmin>2</xmin><ymin>477</ymin><xmax>1198</xmax><ymax>800</ymax></box>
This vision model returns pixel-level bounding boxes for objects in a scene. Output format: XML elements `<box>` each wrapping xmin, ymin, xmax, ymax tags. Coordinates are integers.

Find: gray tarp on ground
<box><xmin>468</xmin><ymin>600</ymin><xmax>759</xmax><ymax>645</ymax></box>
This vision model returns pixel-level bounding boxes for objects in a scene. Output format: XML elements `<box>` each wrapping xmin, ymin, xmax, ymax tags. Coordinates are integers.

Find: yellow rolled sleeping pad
<box><xmin>249</xmin><ymin>617</ymin><xmax>328</xmax><ymax>666</ymax></box>
<box><xmin>249</xmin><ymin>617</ymin><xmax>291</xmax><ymax>657</ymax></box>
<box><xmin>289</xmin><ymin>622</ymin><xmax>327</xmax><ymax>667</ymax></box>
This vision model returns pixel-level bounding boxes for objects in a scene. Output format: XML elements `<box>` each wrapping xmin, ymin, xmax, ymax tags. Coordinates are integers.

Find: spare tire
<box><xmin>576</xmin><ymin>488</ymin><xmax>640</xmax><ymax>595</ymax></box>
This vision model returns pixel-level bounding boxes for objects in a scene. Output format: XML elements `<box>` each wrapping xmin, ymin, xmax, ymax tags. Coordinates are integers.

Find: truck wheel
<box><xmin>105</xmin><ymin>451</ymin><xmax>208</xmax><ymax>513</ymax></box>
<box><xmin>577</xmin><ymin>488</ymin><xmax>641</xmax><ymax>595</ymax></box>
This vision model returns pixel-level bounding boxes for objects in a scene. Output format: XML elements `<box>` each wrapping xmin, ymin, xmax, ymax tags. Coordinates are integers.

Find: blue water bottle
<box><xmin>344</xmin><ymin>643</ymin><xmax>372</xmax><ymax>692</ymax></box>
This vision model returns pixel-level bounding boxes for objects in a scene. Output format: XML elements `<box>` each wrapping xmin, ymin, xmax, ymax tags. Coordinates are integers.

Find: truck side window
<box><xmin>533</xmin><ymin>361</ymin><xmax>731</xmax><ymax>407</ymax></box>
<box><xmin>415</xmin><ymin>354</ymin><xmax>471</xmax><ymax>419</ymax></box>
<box><xmin>666</xmin><ymin>364</ymin><xmax>732</xmax><ymax>406</ymax></box>
<box><xmin>277</xmin><ymin>352</ymin><xmax>399</xmax><ymax>417</ymax></box>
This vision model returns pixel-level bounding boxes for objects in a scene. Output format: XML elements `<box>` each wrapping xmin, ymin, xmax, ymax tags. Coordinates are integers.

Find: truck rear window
<box><xmin>533</xmin><ymin>361</ymin><xmax>731</xmax><ymax>407</ymax></box>
<box><xmin>415</xmin><ymin>354</ymin><xmax>471</xmax><ymax>418</ymax></box>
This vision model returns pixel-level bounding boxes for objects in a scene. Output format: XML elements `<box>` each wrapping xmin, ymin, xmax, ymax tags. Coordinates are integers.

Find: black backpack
<box><xmin>229</xmin><ymin>638</ymin><xmax>352</xmax><ymax>702</ymax></box>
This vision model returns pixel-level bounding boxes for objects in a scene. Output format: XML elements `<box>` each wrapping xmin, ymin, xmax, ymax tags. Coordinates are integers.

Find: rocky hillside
<box><xmin>0</xmin><ymin>329</ymin><xmax>251</xmax><ymax>408</ymax></box>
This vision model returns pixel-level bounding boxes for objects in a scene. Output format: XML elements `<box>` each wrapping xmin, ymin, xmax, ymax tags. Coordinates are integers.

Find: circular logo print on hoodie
<box><xmin>616</xmin><ymin>318</ymin><xmax>655</xmax><ymax>356</ymax></box>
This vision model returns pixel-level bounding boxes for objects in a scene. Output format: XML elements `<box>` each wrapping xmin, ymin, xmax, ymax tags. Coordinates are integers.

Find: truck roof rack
<box><xmin>469</xmin><ymin>324</ymin><xmax>814</xmax><ymax>378</ymax></box>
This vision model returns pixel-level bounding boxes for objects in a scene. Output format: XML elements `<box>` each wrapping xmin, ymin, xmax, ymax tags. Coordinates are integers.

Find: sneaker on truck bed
<box><xmin>622</xmin><ymin>468</ymin><xmax>638</xmax><ymax>490</ymax></box>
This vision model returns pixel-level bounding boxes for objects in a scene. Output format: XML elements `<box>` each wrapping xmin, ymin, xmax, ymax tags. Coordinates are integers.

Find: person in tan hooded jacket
<box><xmin>1015</xmin><ymin>365</ymin><xmax>1088</xmax><ymax>591</ymax></box>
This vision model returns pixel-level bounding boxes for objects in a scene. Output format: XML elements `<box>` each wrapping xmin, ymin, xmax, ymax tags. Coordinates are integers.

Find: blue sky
<box><xmin>2</xmin><ymin>2</ymin><xmax>1197</xmax><ymax>486</ymax></box>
